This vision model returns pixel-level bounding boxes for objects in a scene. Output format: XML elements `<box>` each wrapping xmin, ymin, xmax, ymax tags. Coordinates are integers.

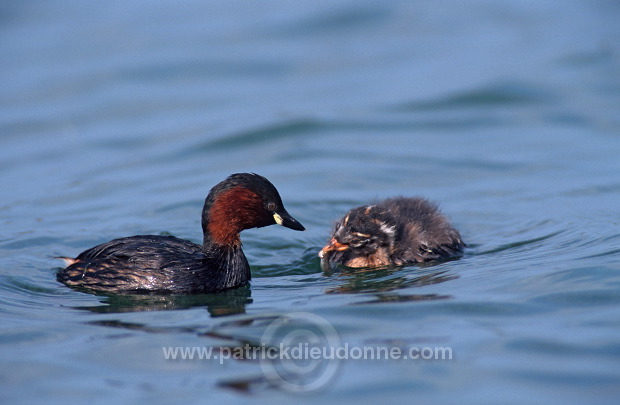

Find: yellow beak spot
<box><xmin>273</xmin><ymin>212</ymin><xmax>284</xmax><ymax>225</ymax></box>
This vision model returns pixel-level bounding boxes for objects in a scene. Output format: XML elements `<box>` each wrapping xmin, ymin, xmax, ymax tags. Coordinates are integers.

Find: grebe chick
<box><xmin>319</xmin><ymin>197</ymin><xmax>464</xmax><ymax>268</ymax></box>
<box><xmin>57</xmin><ymin>173</ymin><xmax>305</xmax><ymax>294</ymax></box>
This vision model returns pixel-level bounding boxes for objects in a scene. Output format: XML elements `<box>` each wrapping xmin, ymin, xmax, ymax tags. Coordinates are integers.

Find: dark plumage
<box><xmin>57</xmin><ymin>173</ymin><xmax>305</xmax><ymax>294</ymax></box>
<box><xmin>319</xmin><ymin>197</ymin><xmax>464</xmax><ymax>268</ymax></box>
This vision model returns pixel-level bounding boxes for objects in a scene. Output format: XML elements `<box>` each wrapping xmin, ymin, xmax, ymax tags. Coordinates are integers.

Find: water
<box><xmin>1</xmin><ymin>1</ymin><xmax>620</xmax><ymax>403</ymax></box>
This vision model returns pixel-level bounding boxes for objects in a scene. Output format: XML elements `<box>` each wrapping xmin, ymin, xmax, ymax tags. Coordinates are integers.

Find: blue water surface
<box><xmin>1</xmin><ymin>1</ymin><xmax>620</xmax><ymax>404</ymax></box>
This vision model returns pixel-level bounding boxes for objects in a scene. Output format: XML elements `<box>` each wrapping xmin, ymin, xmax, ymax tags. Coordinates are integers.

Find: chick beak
<box><xmin>318</xmin><ymin>238</ymin><xmax>349</xmax><ymax>259</ymax></box>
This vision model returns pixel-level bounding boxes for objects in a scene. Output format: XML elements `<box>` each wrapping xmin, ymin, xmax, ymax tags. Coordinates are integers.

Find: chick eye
<box><xmin>349</xmin><ymin>238</ymin><xmax>368</xmax><ymax>248</ymax></box>
<box><xmin>267</xmin><ymin>202</ymin><xmax>276</xmax><ymax>211</ymax></box>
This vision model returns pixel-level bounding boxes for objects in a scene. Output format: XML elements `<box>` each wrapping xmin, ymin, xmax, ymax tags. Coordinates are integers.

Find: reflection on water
<box><xmin>324</xmin><ymin>265</ymin><xmax>458</xmax><ymax>294</ymax></box>
<box><xmin>88</xmin><ymin>319</ymin><xmax>198</xmax><ymax>334</ymax></box>
<box><xmin>89</xmin><ymin>312</ymin><xmax>340</xmax><ymax>394</ymax></box>
<box><xmin>218</xmin><ymin>375</ymin><xmax>272</xmax><ymax>395</ymax></box>
<box><xmin>351</xmin><ymin>293</ymin><xmax>451</xmax><ymax>305</ymax></box>
<box><xmin>73</xmin><ymin>285</ymin><xmax>252</xmax><ymax>316</ymax></box>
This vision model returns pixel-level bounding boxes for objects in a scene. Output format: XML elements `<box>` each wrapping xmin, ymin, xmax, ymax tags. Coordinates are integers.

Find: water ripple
<box><xmin>391</xmin><ymin>81</ymin><xmax>557</xmax><ymax>112</ymax></box>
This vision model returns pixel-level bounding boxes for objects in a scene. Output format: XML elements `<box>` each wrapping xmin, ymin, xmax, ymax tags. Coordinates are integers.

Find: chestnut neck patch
<box><xmin>206</xmin><ymin>186</ymin><xmax>266</xmax><ymax>247</ymax></box>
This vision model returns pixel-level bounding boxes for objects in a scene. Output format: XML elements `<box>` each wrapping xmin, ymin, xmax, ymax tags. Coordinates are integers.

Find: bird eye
<box><xmin>267</xmin><ymin>202</ymin><xmax>276</xmax><ymax>211</ymax></box>
<box><xmin>349</xmin><ymin>238</ymin><xmax>367</xmax><ymax>248</ymax></box>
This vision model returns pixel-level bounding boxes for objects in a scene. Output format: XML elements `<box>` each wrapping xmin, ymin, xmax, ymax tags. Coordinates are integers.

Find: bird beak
<box><xmin>273</xmin><ymin>210</ymin><xmax>305</xmax><ymax>231</ymax></box>
<box><xmin>318</xmin><ymin>238</ymin><xmax>349</xmax><ymax>258</ymax></box>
